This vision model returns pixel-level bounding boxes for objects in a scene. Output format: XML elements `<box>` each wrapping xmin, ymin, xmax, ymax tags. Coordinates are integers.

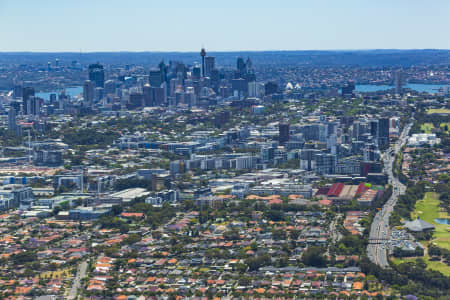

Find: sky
<box><xmin>0</xmin><ymin>0</ymin><xmax>449</xmax><ymax>52</ymax></box>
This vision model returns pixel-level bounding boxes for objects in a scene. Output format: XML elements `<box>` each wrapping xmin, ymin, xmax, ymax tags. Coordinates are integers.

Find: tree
<box><xmin>301</xmin><ymin>246</ymin><xmax>327</xmax><ymax>267</ymax></box>
<box><xmin>272</xmin><ymin>228</ymin><xmax>287</xmax><ymax>240</ymax></box>
<box><xmin>12</xmin><ymin>251</ymin><xmax>37</xmax><ymax>265</ymax></box>
<box><xmin>119</xmin><ymin>223</ymin><xmax>130</xmax><ymax>234</ymax></box>
<box><xmin>122</xmin><ymin>233</ymin><xmax>141</xmax><ymax>245</ymax></box>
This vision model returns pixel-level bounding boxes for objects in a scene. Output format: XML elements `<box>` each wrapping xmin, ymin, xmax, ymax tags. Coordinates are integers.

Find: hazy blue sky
<box><xmin>0</xmin><ymin>0</ymin><xmax>449</xmax><ymax>52</ymax></box>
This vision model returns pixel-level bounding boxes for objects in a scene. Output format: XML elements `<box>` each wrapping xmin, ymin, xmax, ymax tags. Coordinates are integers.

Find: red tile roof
<box><xmin>327</xmin><ymin>183</ymin><xmax>345</xmax><ymax>197</ymax></box>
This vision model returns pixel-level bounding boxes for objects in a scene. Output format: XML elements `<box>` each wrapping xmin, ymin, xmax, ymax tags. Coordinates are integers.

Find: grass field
<box><xmin>420</xmin><ymin>123</ymin><xmax>435</xmax><ymax>133</ymax></box>
<box><xmin>391</xmin><ymin>192</ymin><xmax>450</xmax><ymax>276</ymax></box>
<box><xmin>40</xmin><ymin>268</ymin><xmax>73</xmax><ymax>279</ymax></box>
<box><xmin>427</xmin><ymin>108</ymin><xmax>450</xmax><ymax>115</ymax></box>
<box><xmin>391</xmin><ymin>256</ymin><xmax>450</xmax><ymax>276</ymax></box>
<box><xmin>411</xmin><ymin>192</ymin><xmax>450</xmax><ymax>250</ymax></box>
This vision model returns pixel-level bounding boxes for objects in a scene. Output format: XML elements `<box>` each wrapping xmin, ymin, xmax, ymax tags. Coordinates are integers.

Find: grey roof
<box><xmin>404</xmin><ymin>218</ymin><xmax>435</xmax><ymax>232</ymax></box>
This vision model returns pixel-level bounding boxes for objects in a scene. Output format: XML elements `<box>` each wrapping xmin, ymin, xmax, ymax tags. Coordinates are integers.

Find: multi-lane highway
<box><xmin>367</xmin><ymin>122</ymin><xmax>412</xmax><ymax>267</ymax></box>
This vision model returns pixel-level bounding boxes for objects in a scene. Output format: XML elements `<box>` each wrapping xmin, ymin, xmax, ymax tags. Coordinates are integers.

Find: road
<box><xmin>367</xmin><ymin>121</ymin><xmax>412</xmax><ymax>268</ymax></box>
<box><xmin>68</xmin><ymin>259</ymin><xmax>88</xmax><ymax>300</ymax></box>
<box><xmin>330</xmin><ymin>213</ymin><xmax>343</xmax><ymax>245</ymax></box>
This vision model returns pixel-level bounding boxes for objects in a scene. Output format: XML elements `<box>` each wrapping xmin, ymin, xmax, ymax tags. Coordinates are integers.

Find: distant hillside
<box><xmin>0</xmin><ymin>49</ymin><xmax>448</xmax><ymax>67</ymax></box>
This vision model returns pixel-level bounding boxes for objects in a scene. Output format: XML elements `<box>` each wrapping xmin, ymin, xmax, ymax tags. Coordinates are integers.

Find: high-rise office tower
<box><xmin>378</xmin><ymin>117</ymin><xmax>390</xmax><ymax>150</ymax></box>
<box><xmin>237</xmin><ymin>57</ymin><xmax>246</xmax><ymax>75</ymax></box>
<box><xmin>50</xmin><ymin>93</ymin><xmax>57</xmax><ymax>105</ymax></box>
<box><xmin>13</xmin><ymin>85</ymin><xmax>23</xmax><ymax>99</ymax></box>
<box><xmin>152</xmin><ymin>87</ymin><xmax>166</xmax><ymax>106</ymax></box>
<box><xmin>95</xmin><ymin>87</ymin><xmax>104</xmax><ymax>102</ymax></box>
<box><xmin>185</xmin><ymin>87</ymin><xmax>196</xmax><ymax>107</ymax></box>
<box><xmin>200</xmin><ymin>48</ymin><xmax>206</xmax><ymax>77</ymax></box>
<box><xmin>26</xmin><ymin>96</ymin><xmax>41</xmax><ymax>116</ymax></box>
<box><xmin>158</xmin><ymin>60</ymin><xmax>168</xmax><ymax>84</ymax></box>
<box><xmin>394</xmin><ymin>70</ymin><xmax>403</xmax><ymax>95</ymax></box>
<box><xmin>205</xmin><ymin>56</ymin><xmax>215</xmax><ymax>77</ymax></box>
<box><xmin>22</xmin><ymin>87</ymin><xmax>35</xmax><ymax>115</ymax></box>
<box><xmin>169</xmin><ymin>78</ymin><xmax>180</xmax><ymax>97</ymax></box>
<box><xmin>369</xmin><ymin>119</ymin><xmax>379</xmax><ymax>144</ymax></box>
<box><xmin>363</xmin><ymin>143</ymin><xmax>378</xmax><ymax>162</ymax></box>
<box><xmin>83</xmin><ymin>80</ymin><xmax>95</xmax><ymax>106</ymax></box>
<box><xmin>314</xmin><ymin>153</ymin><xmax>337</xmax><ymax>175</ymax></box>
<box><xmin>104</xmin><ymin>80</ymin><xmax>116</xmax><ymax>95</ymax></box>
<box><xmin>248</xmin><ymin>81</ymin><xmax>265</xmax><ymax>98</ymax></box>
<box><xmin>143</xmin><ymin>84</ymin><xmax>153</xmax><ymax>106</ymax></box>
<box><xmin>175</xmin><ymin>62</ymin><xmax>187</xmax><ymax>81</ymax></box>
<box><xmin>8</xmin><ymin>108</ymin><xmax>17</xmax><ymax>134</ymax></box>
<box><xmin>128</xmin><ymin>92</ymin><xmax>144</xmax><ymax>109</ymax></box>
<box><xmin>149</xmin><ymin>68</ymin><xmax>163</xmax><ymax>87</ymax></box>
<box><xmin>210</xmin><ymin>69</ymin><xmax>220</xmax><ymax>92</ymax></box>
<box><xmin>279</xmin><ymin>123</ymin><xmax>290</xmax><ymax>145</ymax></box>
<box><xmin>231</xmin><ymin>78</ymin><xmax>248</xmax><ymax>98</ymax></box>
<box><xmin>192</xmin><ymin>65</ymin><xmax>201</xmax><ymax>81</ymax></box>
<box><xmin>265</xmin><ymin>81</ymin><xmax>278</xmax><ymax>95</ymax></box>
<box><xmin>300</xmin><ymin>149</ymin><xmax>321</xmax><ymax>171</ymax></box>
<box><xmin>260</xmin><ymin>146</ymin><xmax>275</xmax><ymax>163</ymax></box>
<box><xmin>88</xmin><ymin>63</ymin><xmax>105</xmax><ymax>88</ymax></box>
<box><xmin>245</xmin><ymin>57</ymin><xmax>253</xmax><ymax>71</ymax></box>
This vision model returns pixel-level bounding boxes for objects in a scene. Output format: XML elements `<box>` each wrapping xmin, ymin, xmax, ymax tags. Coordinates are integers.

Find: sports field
<box><xmin>411</xmin><ymin>192</ymin><xmax>450</xmax><ymax>250</ymax></box>
<box><xmin>427</xmin><ymin>108</ymin><xmax>450</xmax><ymax>115</ymax></box>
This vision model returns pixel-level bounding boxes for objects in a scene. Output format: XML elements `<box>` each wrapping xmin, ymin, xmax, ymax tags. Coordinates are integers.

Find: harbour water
<box><xmin>36</xmin><ymin>86</ymin><xmax>83</xmax><ymax>101</ymax></box>
<box><xmin>355</xmin><ymin>83</ymin><xmax>446</xmax><ymax>93</ymax></box>
<box><xmin>34</xmin><ymin>84</ymin><xmax>447</xmax><ymax>100</ymax></box>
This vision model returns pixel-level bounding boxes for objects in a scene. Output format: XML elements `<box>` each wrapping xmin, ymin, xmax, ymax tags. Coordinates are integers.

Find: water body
<box><xmin>34</xmin><ymin>83</ymin><xmax>447</xmax><ymax>99</ymax></box>
<box><xmin>435</xmin><ymin>218</ymin><xmax>450</xmax><ymax>225</ymax></box>
<box><xmin>356</xmin><ymin>84</ymin><xmax>446</xmax><ymax>93</ymax></box>
<box><xmin>36</xmin><ymin>86</ymin><xmax>83</xmax><ymax>101</ymax></box>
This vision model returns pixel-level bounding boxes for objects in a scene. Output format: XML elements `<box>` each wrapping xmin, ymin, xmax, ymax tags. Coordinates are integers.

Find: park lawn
<box><xmin>391</xmin><ymin>257</ymin><xmax>416</xmax><ymax>265</ymax></box>
<box><xmin>427</xmin><ymin>108</ymin><xmax>450</xmax><ymax>115</ymax></box>
<box><xmin>391</xmin><ymin>255</ymin><xmax>450</xmax><ymax>276</ymax></box>
<box><xmin>411</xmin><ymin>192</ymin><xmax>450</xmax><ymax>250</ymax></box>
<box><xmin>420</xmin><ymin>123</ymin><xmax>434</xmax><ymax>133</ymax></box>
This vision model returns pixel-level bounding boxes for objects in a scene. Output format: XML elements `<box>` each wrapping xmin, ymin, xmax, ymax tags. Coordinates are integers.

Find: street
<box><xmin>68</xmin><ymin>260</ymin><xmax>88</xmax><ymax>300</ymax></box>
<box><xmin>367</xmin><ymin>122</ymin><xmax>412</xmax><ymax>268</ymax></box>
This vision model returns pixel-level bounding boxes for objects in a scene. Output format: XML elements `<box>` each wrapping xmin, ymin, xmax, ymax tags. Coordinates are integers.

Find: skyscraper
<box><xmin>8</xmin><ymin>108</ymin><xmax>17</xmax><ymax>134</ymax></box>
<box><xmin>25</xmin><ymin>96</ymin><xmax>41</xmax><ymax>116</ymax></box>
<box><xmin>378</xmin><ymin>117</ymin><xmax>390</xmax><ymax>150</ymax></box>
<box><xmin>192</xmin><ymin>65</ymin><xmax>201</xmax><ymax>81</ymax></box>
<box><xmin>245</xmin><ymin>57</ymin><xmax>253</xmax><ymax>71</ymax></box>
<box><xmin>104</xmin><ymin>80</ymin><xmax>116</xmax><ymax>95</ymax></box>
<box><xmin>128</xmin><ymin>92</ymin><xmax>144</xmax><ymax>109</ymax></box>
<box><xmin>237</xmin><ymin>57</ymin><xmax>246</xmax><ymax>75</ymax></box>
<box><xmin>88</xmin><ymin>63</ymin><xmax>105</xmax><ymax>88</ymax></box>
<box><xmin>205</xmin><ymin>56</ymin><xmax>215</xmax><ymax>77</ymax></box>
<box><xmin>149</xmin><ymin>69</ymin><xmax>163</xmax><ymax>87</ymax></box>
<box><xmin>200</xmin><ymin>48</ymin><xmax>206</xmax><ymax>77</ymax></box>
<box><xmin>22</xmin><ymin>87</ymin><xmax>35</xmax><ymax>115</ymax></box>
<box><xmin>83</xmin><ymin>80</ymin><xmax>95</xmax><ymax>106</ymax></box>
<box><xmin>265</xmin><ymin>82</ymin><xmax>278</xmax><ymax>96</ymax></box>
<box><xmin>158</xmin><ymin>60</ymin><xmax>168</xmax><ymax>84</ymax></box>
<box><xmin>13</xmin><ymin>85</ymin><xmax>23</xmax><ymax>99</ymax></box>
<box><xmin>279</xmin><ymin>123</ymin><xmax>290</xmax><ymax>145</ymax></box>
<box><xmin>369</xmin><ymin>119</ymin><xmax>379</xmax><ymax>141</ymax></box>
<box><xmin>315</xmin><ymin>153</ymin><xmax>337</xmax><ymax>175</ymax></box>
<box><xmin>143</xmin><ymin>84</ymin><xmax>154</xmax><ymax>106</ymax></box>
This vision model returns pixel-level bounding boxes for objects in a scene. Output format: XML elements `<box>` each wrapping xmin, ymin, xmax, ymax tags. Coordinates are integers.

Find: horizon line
<box><xmin>0</xmin><ymin>48</ymin><xmax>449</xmax><ymax>54</ymax></box>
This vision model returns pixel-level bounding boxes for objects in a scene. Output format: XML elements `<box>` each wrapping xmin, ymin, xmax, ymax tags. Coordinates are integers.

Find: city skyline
<box><xmin>0</xmin><ymin>0</ymin><xmax>449</xmax><ymax>52</ymax></box>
